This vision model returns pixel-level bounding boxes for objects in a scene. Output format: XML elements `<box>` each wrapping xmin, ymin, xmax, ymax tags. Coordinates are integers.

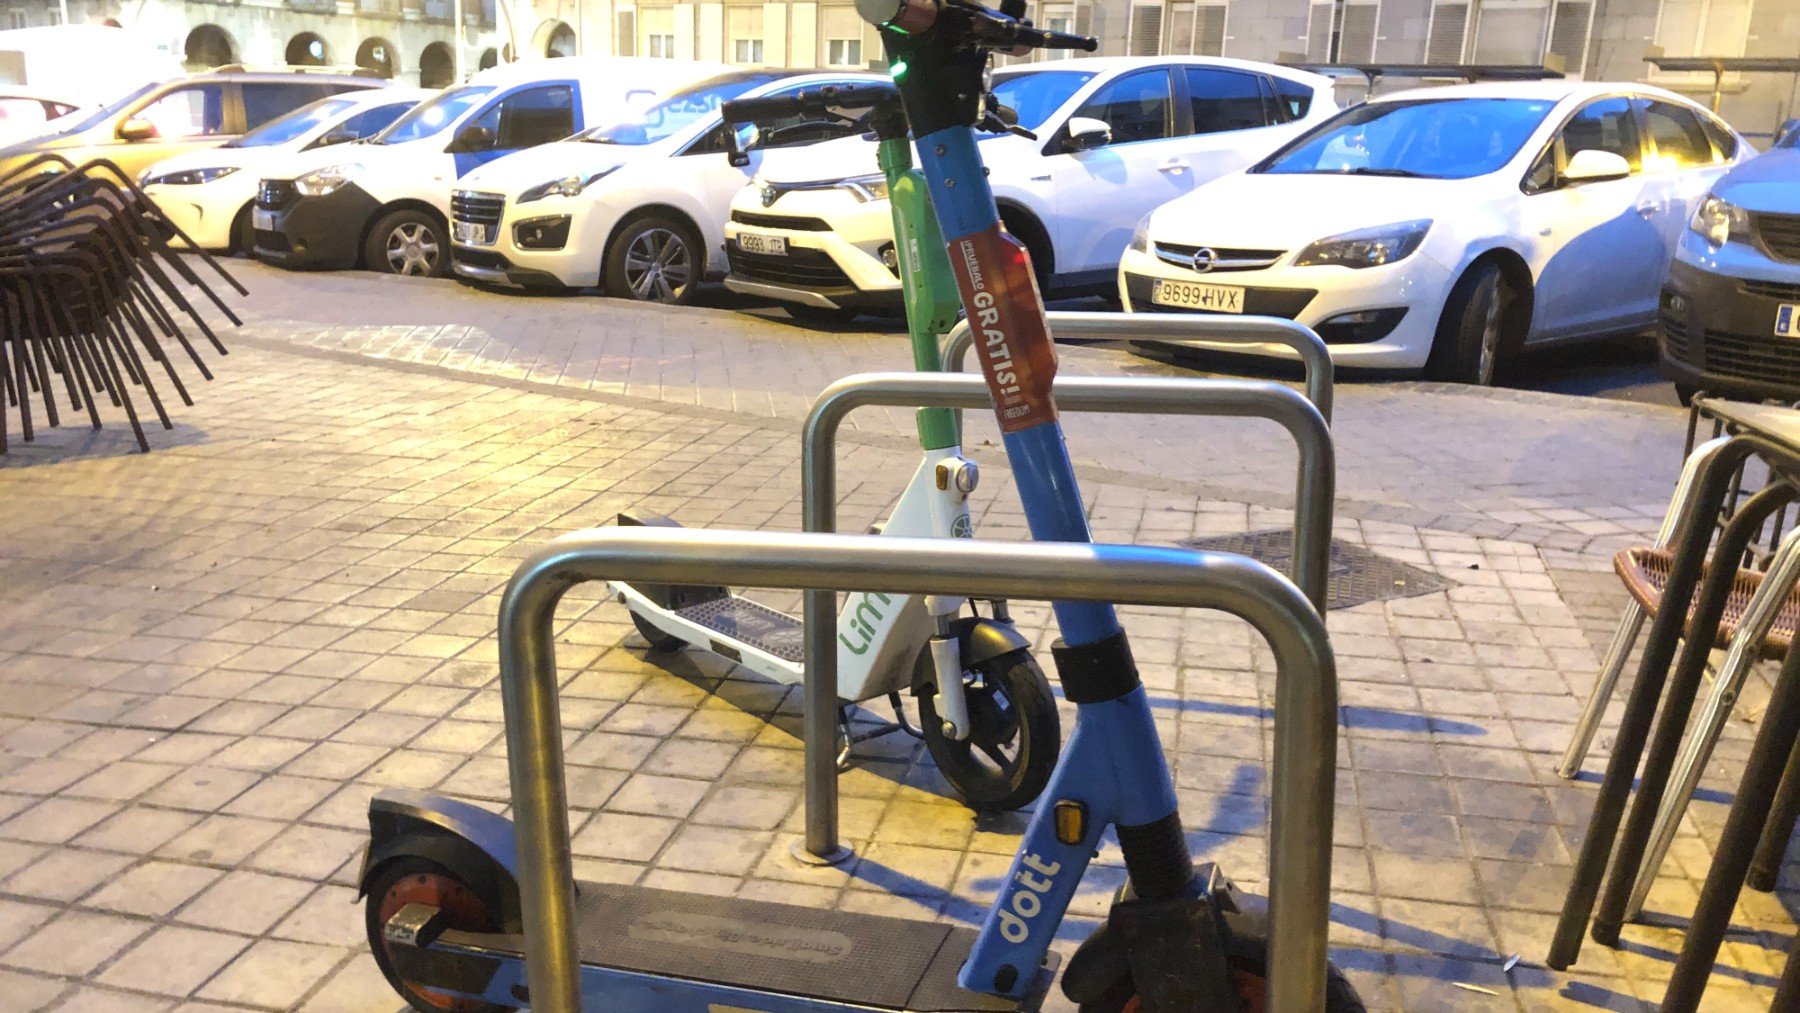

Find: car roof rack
<box><xmin>209</xmin><ymin>64</ymin><xmax>386</xmax><ymax>78</ymax></box>
<box><xmin>1285</xmin><ymin>62</ymin><xmax>1564</xmax><ymax>90</ymax></box>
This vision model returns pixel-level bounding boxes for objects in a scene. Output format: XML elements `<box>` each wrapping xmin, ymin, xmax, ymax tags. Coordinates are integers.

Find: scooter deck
<box><xmin>677</xmin><ymin>594</ymin><xmax>806</xmax><ymax>664</ymax></box>
<box><xmin>577</xmin><ymin>880</ymin><xmax>1044</xmax><ymax>1010</ymax></box>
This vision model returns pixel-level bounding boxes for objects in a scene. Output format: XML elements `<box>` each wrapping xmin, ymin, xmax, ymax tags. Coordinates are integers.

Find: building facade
<box><xmin>9</xmin><ymin>0</ymin><xmax>1797</xmax><ymax>131</ymax></box>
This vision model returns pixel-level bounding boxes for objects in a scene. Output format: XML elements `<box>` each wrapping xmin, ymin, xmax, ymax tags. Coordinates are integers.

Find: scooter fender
<box><xmin>613</xmin><ymin>512</ymin><xmax>728</xmax><ymax>611</ymax></box>
<box><xmin>359</xmin><ymin>788</ymin><xmax>524</xmax><ymax>932</ymax></box>
<box><xmin>1062</xmin><ymin>865</ymin><xmax>1243</xmax><ymax>1011</ymax></box>
<box><xmin>909</xmin><ymin>614</ymin><xmax>1032</xmax><ymax>693</ymax></box>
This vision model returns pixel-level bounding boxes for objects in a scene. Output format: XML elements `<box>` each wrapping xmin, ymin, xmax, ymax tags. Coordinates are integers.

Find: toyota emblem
<box><xmin>1190</xmin><ymin>247</ymin><xmax>1217</xmax><ymax>274</ymax></box>
<box><xmin>760</xmin><ymin>184</ymin><xmax>779</xmax><ymax>208</ymax></box>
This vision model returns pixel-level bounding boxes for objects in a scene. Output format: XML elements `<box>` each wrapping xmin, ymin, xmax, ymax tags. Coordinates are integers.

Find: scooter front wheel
<box><xmin>365</xmin><ymin>856</ymin><xmax>517</xmax><ymax>1013</ymax></box>
<box><xmin>1078</xmin><ymin>964</ymin><xmax>1366</xmax><ymax>1013</ymax></box>
<box><xmin>919</xmin><ymin>649</ymin><xmax>1058</xmax><ymax>812</ymax></box>
<box><xmin>631</xmin><ymin>610</ymin><xmax>687</xmax><ymax>652</ymax></box>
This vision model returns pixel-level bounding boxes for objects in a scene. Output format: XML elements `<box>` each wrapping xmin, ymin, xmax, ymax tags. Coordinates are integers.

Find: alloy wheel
<box><xmin>386</xmin><ymin>222</ymin><xmax>440</xmax><ymax>276</ymax></box>
<box><xmin>623</xmin><ymin>226</ymin><xmax>692</xmax><ymax>302</ymax></box>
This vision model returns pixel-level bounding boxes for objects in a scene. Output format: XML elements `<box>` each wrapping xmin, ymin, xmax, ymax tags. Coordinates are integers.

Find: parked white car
<box><xmin>448</xmin><ymin>69</ymin><xmax>879</xmax><ymax>300</ymax></box>
<box><xmin>141</xmin><ymin>89</ymin><xmax>432</xmax><ymax>252</ymax></box>
<box><xmin>251</xmin><ymin>57</ymin><xmax>727</xmax><ymax>276</ymax></box>
<box><xmin>1119</xmin><ymin>81</ymin><xmax>1748</xmax><ymax>384</ymax></box>
<box><xmin>0</xmin><ymin>87</ymin><xmax>82</xmax><ymax>146</ymax></box>
<box><xmin>723</xmin><ymin>57</ymin><xmax>1336</xmax><ymax>318</ymax></box>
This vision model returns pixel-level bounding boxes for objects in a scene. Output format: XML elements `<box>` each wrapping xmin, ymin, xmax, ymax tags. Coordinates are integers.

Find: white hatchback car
<box><xmin>1119</xmin><ymin>82</ymin><xmax>1748</xmax><ymax>384</ymax></box>
<box><xmin>140</xmin><ymin>89</ymin><xmax>431</xmax><ymax>252</ymax></box>
<box><xmin>449</xmin><ymin>69</ymin><xmax>878</xmax><ymax>300</ymax></box>
<box><xmin>724</xmin><ymin>57</ymin><xmax>1337</xmax><ymax>318</ymax></box>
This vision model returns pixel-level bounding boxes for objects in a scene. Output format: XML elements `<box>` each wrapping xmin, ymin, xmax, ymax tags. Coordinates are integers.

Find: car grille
<box><xmin>253</xmin><ymin>229</ymin><xmax>292</xmax><ymax>253</ymax></box>
<box><xmin>1743</xmin><ymin>278</ymin><xmax>1800</xmax><ymax>301</ymax></box>
<box><xmin>257</xmin><ymin>179</ymin><xmax>298</xmax><ymax>212</ymax></box>
<box><xmin>452</xmin><ymin>190</ymin><xmax>505</xmax><ymax>228</ymax></box>
<box><xmin>727</xmin><ymin>241</ymin><xmax>852</xmax><ymax>289</ymax></box>
<box><xmin>730</xmin><ymin>210</ymin><xmax>832</xmax><ymax>232</ymax></box>
<box><xmin>1697</xmin><ymin>329</ymin><xmax>1800</xmax><ymax>391</ymax></box>
<box><xmin>1660</xmin><ymin>310</ymin><xmax>1691</xmax><ymax>360</ymax></box>
<box><xmin>1152</xmin><ymin>241</ymin><xmax>1286</xmax><ymax>273</ymax></box>
<box><xmin>1757</xmin><ymin>213</ymin><xmax>1800</xmax><ymax>262</ymax></box>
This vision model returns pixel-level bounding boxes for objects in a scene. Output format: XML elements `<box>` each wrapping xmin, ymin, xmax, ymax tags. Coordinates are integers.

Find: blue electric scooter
<box><xmin>356</xmin><ymin>3</ymin><xmax>1363</xmax><ymax>1010</ymax></box>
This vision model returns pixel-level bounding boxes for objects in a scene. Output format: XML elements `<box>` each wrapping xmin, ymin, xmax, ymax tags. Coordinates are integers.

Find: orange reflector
<box><xmin>1053</xmin><ymin>799</ymin><xmax>1087</xmax><ymax>845</ymax></box>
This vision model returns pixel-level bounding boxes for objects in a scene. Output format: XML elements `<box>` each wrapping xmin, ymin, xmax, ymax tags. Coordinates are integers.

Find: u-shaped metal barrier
<box><xmin>497</xmin><ymin>527</ymin><xmax>1340</xmax><ymax>1013</ymax></box>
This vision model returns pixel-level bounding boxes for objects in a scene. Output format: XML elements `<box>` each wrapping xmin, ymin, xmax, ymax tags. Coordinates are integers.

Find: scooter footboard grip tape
<box><xmin>945</xmin><ymin>223</ymin><xmax>1058</xmax><ymax>433</ymax></box>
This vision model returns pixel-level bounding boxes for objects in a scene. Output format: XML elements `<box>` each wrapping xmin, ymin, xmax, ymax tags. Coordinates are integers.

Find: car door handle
<box><xmin>1635</xmin><ymin>199</ymin><xmax>1663</xmax><ymax>217</ymax></box>
<box><xmin>1158</xmin><ymin>158</ymin><xmax>1189</xmax><ymax>173</ymax></box>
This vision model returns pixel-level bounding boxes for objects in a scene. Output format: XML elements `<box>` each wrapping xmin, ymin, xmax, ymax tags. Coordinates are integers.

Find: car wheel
<box><xmin>1425</xmin><ymin>261</ymin><xmax>1510</xmax><ymax>386</ymax></box>
<box><xmin>605</xmin><ymin>214</ymin><xmax>701</xmax><ymax>305</ymax></box>
<box><xmin>230</xmin><ymin>204</ymin><xmax>254</xmax><ymax>257</ymax></box>
<box><xmin>365</xmin><ymin>209</ymin><xmax>449</xmax><ymax>277</ymax></box>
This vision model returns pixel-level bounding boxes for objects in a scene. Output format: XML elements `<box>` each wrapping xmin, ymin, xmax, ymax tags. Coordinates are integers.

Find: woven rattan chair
<box><xmin>1614</xmin><ymin>545</ymin><xmax>1800</xmax><ymax>659</ymax></box>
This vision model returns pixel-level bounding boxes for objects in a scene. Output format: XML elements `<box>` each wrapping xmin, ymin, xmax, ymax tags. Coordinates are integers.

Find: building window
<box><xmin>6</xmin><ymin>10</ymin><xmax>26</xmax><ymax>29</ymax></box>
<box><xmin>729</xmin><ymin>5</ymin><xmax>764</xmax><ymax>65</ymax></box>
<box><xmin>1655</xmin><ymin>0</ymin><xmax>1754</xmax><ymax>59</ymax></box>
<box><xmin>641</xmin><ymin>5</ymin><xmax>676</xmax><ymax>58</ymax></box>
<box><xmin>1036</xmin><ymin>3</ymin><xmax>1078</xmax><ymax>59</ymax></box>
<box><xmin>819</xmin><ymin>5</ymin><xmax>865</xmax><ymax>67</ymax></box>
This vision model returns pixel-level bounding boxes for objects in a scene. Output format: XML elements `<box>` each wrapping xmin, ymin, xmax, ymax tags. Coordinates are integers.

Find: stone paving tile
<box><xmin>0</xmin><ymin>311</ymin><xmax>1784</xmax><ymax>1012</ymax></box>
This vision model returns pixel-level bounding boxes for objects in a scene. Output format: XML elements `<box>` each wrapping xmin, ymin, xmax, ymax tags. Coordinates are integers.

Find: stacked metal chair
<box><xmin>0</xmin><ymin>154</ymin><xmax>243</xmax><ymax>453</ymax></box>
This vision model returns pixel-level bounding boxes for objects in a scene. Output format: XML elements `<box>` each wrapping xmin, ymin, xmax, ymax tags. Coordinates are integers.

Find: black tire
<box><xmin>1424</xmin><ymin>260</ymin><xmax>1511</xmax><ymax>386</ymax></box>
<box><xmin>784</xmin><ymin>303</ymin><xmax>860</xmax><ymax>325</ymax></box>
<box><xmin>998</xmin><ymin>209</ymin><xmax>1053</xmax><ymax>293</ymax></box>
<box><xmin>631</xmin><ymin>610</ymin><xmax>687</xmax><ymax>652</ymax></box>
<box><xmin>365</xmin><ymin>856</ymin><xmax>515</xmax><ymax>1013</ymax></box>
<box><xmin>605</xmin><ymin>214</ymin><xmax>702</xmax><ymax>304</ymax></box>
<box><xmin>1076</xmin><ymin>961</ymin><xmax>1365</xmax><ymax>1013</ymax></box>
<box><xmin>918</xmin><ymin>649</ymin><xmax>1058</xmax><ymax>812</ymax></box>
<box><xmin>229</xmin><ymin>204</ymin><xmax>254</xmax><ymax>257</ymax></box>
<box><xmin>364</xmin><ymin>208</ymin><xmax>450</xmax><ymax>277</ymax></box>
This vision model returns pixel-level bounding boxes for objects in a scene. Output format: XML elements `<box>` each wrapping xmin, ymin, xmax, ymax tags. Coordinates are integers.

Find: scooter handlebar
<box><xmin>720</xmin><ymin>81</ymin><xmax>900</xmax><ymax>127</ymax></box>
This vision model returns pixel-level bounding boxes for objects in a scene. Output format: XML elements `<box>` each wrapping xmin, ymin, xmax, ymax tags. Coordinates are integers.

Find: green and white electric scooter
<box><xmin>609</xmin><ymin>81</ymin><xmax>1059</xmax><ymax>813</ymax></box>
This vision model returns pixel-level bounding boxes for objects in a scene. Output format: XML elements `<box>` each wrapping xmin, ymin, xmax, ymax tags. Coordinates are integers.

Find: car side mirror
<box><xmin>1776</xmin><ymin>118</ymin><xmax>1800</xmax><ymax>149</ymax></box>
<box><xmin>117</xmin><ymin>117</ymin><xmax>156</xmax><ymax>142</ymax></box>
<box><xmin>1064</xmin><ymin>116</ymin><xmax>1111</xmax><ymax>153</ymax></box>
<box><xmin>1561</xmin><ymin>148</ymin><xmax>1631</xmax><ymax>185</ymax></box>
<box><xmin>315</xmin><ymin>127</ymin><xmax>359</xmax><ymax>148</ymax></box>
<box><xmin>452</xmin><ymin>124</ymin><xmax>495</xmax><ymax>153</ymax></box>
<box><xmin>727</xmin><ymin>123</ymin><xmax>759</xmax><ymax>168</ymax></box>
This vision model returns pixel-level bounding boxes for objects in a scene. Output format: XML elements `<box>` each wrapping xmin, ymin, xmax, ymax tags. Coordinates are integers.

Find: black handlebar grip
<box><xmin>721</xmin><ymin>81</ymin><xmax>900</xmax><ymax>127</ymax></box>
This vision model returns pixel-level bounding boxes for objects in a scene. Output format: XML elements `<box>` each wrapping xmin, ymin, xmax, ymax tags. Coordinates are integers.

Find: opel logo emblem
<box><xmin>1190</xmin><ymin>247</ymin><xmax>1217</xmax><ymax>274</ymax></box>
<box><xmin>760</xmin><ymin>184</ymin><xmax>779</xmax><ymax>208</ymax></box>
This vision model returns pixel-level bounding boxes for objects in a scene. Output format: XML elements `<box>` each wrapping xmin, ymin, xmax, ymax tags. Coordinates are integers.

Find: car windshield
<box><xmin>369</xmin><ymin>85</ymin><xmax>492</xmax><ymax>145</ymax></box>
<box><xmin>989</xmin><ymin>69</ymin><xmax>1095</xmax><ymax>133</ymax></box>
<box><xmin>31</xmin><ymin>80</ymin><xmax>158</xmax><ymax>138</ymax></box>
<box><xmin>1254</xmin><ymin>97</ymin><xmax>1555</xmax><ymax>180</ymax></box>
<box><xmin>224</xmin><ymin>97</ymin><xmax>357</xmax><ymax>148</ymax></box>
<box><xmin>581</xmin><ymin>72</ymin><xmax>780</xmax><ymax>145</ymax></box>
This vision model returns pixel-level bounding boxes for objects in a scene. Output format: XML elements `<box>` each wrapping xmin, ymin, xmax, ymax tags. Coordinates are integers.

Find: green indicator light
<box><xmin>891</xmin><ymin>58</ymin><xmax>909</xmax><ymax>78</ymax></box>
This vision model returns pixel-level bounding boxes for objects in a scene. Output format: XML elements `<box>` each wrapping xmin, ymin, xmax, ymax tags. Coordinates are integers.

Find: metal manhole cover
<box><xmin>1179</xmin><ymin>528</ymin><xmax>1452</xmax><ymax>610</ymax></box>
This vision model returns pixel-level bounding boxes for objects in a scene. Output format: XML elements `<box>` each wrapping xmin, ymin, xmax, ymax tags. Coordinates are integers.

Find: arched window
<box><xmin>183</xmin><ymin>24</ymin><xmax>236</xmax><ymax>70</ymax></box>
<box><xmin>419</xmin><ymin>42</ymin><xmax>455</xmax><ymax>87</ymax></box>
<box><xmin>357</xmin><ymin>37</ymin><xmax>398</xmax><ymax>79</ymax></box>
<box><xmin>286</xmin><ymin>32</ymin><xmax>330</xmax><ymax>67</ymax></box>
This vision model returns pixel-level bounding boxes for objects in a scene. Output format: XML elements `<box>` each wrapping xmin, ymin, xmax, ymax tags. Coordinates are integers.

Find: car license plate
<box><xmin>454</xmin><ymin>221</ymin><xmax>494</xmax><ymax>246</ymax></box>
<box><xmin>1779</xmin><ymin>304</ymin><xmax>1799</xmax><ymax>338</ymax></box>
<box><xmin>1151</xmin><ymin>278</ymin><xmax>1245</xmax><ymax>313</ymax></box>
<box><xmin>252</xmin><ymin>208</ymin><xmax>276</xmax><ymax>231</ymax></box>
<box><xmin>738</xmin><ymin>232</ymin><xmax>787</xmax><ymax>256</ymax></box>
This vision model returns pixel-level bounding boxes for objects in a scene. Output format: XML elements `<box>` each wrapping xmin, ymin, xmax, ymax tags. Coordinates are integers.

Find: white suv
<box><xmin>723</xmin><ymin>57</ymin><xmax>1336</xmax><ymax>318</ymax></box>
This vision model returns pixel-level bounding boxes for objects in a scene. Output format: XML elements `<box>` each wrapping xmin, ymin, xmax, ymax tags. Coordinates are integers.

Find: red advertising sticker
<box><xmin>945</xmin><ymin>224</ymin><xmax>1059</xmax><ymax>434</ymax></box>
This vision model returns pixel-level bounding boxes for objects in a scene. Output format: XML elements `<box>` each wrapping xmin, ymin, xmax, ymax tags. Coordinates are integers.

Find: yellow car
<box><xmin>0</xmin><ymin>66</ymin><xmax>385</xmax><ymax>184</ymax></box>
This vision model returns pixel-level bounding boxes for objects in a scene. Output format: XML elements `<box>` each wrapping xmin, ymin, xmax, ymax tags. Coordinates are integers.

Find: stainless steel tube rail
<box><xmin>498</xmin><ymin>526</ymin><xmax>1339</xmax><ymax>1013</ymax></box>
<box><xmin>943</xmin><ymin>311</ymin><xmax>1335</xmax><ymax>423</ymax></box>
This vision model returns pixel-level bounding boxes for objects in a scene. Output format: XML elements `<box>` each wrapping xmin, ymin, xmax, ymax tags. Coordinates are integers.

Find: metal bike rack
<box><xmin>498</xmin><ymin>526</ymin><xmax>1339</xmax><ymax>1013</ymax></box>
<box><xmin>799</xmin><ymin>371</ymin><xmax>1335</xmax><ymax>865</ymax></box>
<box><xmin>942</xmin><ymin>311</ymin><xmax>1336</xmax><ymax>423</ymax></box>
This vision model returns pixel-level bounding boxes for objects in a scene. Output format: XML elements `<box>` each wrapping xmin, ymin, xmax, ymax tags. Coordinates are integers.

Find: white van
<box><xmin>0</xmin><ymin>25</ymin><xmax>182</xmax><ymax>110</ymax></box>
<box><xmin>251</xmin><ymin>56</ymin><xmax>726</xmax><ymax>276</ymax></box>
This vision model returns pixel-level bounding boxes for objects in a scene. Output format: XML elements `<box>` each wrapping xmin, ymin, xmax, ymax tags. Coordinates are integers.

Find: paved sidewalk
<box><xmin>0</xmin><ymin>276</ymin><xmax>1790</xmax><ymax>1012</ymax></box>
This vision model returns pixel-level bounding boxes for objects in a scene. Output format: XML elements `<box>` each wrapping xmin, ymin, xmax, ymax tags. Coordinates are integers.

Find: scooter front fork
<box><xmin>927</xmin><ymin>597</ymin><xmax>973</xmax><ymax>740</ymax></box>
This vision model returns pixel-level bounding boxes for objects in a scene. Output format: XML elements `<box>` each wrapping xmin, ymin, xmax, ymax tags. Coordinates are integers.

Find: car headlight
<box><xmin>293</xmin><ymin>163</ymin><xmax>363</xmax><ymax>197</ymax></box>
<box><xmin>518</xmin><ymin>168</ymin><xmax>617</xmax><ymax>203</ymax></box>
<box><xmin>1689</xmin><ymin>194</ymin><xmax>1751</xmax><ymax>249</ymax></box>
<box><xmin>1128</xmin><ymin>214</ymin><xmax>1152</xmax><ymax>254</ymax></box>
<box><xmin>1294</xmin><ymin>219</ymin><xmax>1433</xmax><ymax>269</ymax></box>
<box><xmin>142</xmin><ymin>166</ymin><xmax>237</xmax><ymax>187</ymax></box>
<box><xmin>835</xmin><ymin>173</ymin><xmax>889</xmax><ymax>202</ymax></box>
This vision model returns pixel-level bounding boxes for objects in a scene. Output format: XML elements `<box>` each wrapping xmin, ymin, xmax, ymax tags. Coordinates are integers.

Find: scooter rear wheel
<box><xmin>631</xmin><ymin>610</ymin><xmax>687</xmax><ymax>652</ymax></box>
<box><xmin>365</xmin><ymin>856</ymin><xmax>517</xmax><ymax>1013</ymax></box>
<box><xmin>1077</xmin><ymin>961</ymin><xmax>1366</xmax><ymax>1013</ymax></box>
<box><xmin>919</xmin><ymin>649</ymin><xmax>1058</xmax><ymax>812</ymax></box>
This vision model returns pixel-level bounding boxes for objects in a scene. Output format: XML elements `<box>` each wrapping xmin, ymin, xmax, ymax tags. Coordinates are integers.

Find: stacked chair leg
<box><xmin>0</xmin><ymin>154</ymin><xmax>244</xmax><ymax>453</ymax></box>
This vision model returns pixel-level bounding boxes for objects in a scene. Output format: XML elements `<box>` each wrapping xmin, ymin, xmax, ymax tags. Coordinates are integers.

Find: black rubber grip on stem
<box><xmin>1116</xmin><ymin>813</ymin><xmax>1196</xmax><ymax>901</ymax></box>
<box><xmin>1051</xmin><ymin>631</ymin><xmax>1140</xmax><ymax>704</ymax></box>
